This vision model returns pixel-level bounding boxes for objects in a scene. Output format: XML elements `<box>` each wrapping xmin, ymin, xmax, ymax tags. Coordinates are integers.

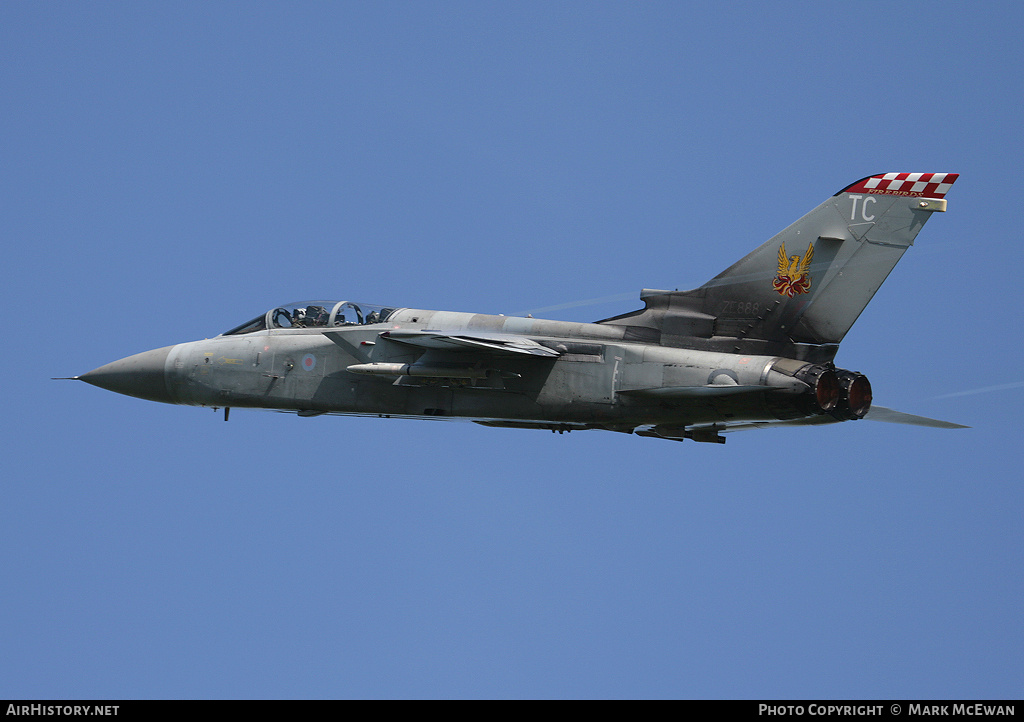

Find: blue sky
<box><xmin>2</xmin><ymin>1</ymin><xmax>1022</xmax><ymax>699</ymax></box>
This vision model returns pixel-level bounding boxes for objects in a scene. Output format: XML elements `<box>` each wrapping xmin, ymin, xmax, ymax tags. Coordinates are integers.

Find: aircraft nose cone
<box><xmin>79</xmin><ymin>346</ymin><xmax>174</xmax><ymax>404</ymax></box>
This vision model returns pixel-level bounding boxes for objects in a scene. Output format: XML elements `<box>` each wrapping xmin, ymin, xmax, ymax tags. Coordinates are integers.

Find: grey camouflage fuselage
<box><xmin>76</xmin><ymin>173</ymin><xmax>965</xmax><ymax>442</ymax></box>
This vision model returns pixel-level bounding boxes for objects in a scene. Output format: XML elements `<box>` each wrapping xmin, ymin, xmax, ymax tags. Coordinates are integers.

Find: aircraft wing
<box><xmin>378</xmin><ymin>330</ymin><xmax>562</xmax><ymax>358</ymax></box>
<box><xmin>678</xmin><ymin>405</ymin><xmax>967</xmax><ymax>436</ymax></box>
<box><xmin>618</xmin><ymin>385</ymin><xmax>772</xmax><ymax>398</ymax></box>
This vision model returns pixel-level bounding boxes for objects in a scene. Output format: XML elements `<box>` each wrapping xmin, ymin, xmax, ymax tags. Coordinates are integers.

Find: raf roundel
<box><xmin>301</xmin><ymin>354</ymin><xmax>316</xmax><ymax>371</ymax></box>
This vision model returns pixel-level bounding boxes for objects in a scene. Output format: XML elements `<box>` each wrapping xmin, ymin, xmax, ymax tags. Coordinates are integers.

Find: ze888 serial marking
<box><xmin>719</xmin><ymin>300</ymin><xmax>762</xmax><ymax>316</ymax></box>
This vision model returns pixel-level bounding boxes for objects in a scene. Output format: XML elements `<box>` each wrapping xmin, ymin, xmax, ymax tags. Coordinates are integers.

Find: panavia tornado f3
<box><xmin>72</xmin><ymin>173</ymin><xmax>966</xmax><ymax>443</ymax></box>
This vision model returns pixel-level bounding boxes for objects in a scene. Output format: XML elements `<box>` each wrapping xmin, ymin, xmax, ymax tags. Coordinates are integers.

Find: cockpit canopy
<box><xmin>222</xmin><ymin>301</ymin><xmax>398</xmax><ymax>336</ymax></box>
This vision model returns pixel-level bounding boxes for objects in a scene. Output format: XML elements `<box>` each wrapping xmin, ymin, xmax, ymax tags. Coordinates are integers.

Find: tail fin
<box><xmin>601</xmin><ymin>173</ymin><xmax>958</xmax><ymax>349</ymax></box>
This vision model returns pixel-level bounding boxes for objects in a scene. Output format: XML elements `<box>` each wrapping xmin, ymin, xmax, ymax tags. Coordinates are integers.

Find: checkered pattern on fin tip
<box><xmin>843</xmin><ymin>173</ymin><xmax>958</xmax><ymax>198</ymax></box>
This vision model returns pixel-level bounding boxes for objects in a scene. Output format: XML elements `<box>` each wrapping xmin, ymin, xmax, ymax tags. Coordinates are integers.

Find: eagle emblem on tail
<box><xmin>773</xmin><ymin>241</ymin><xmax>814</xmax><ymax>297</ymax></box>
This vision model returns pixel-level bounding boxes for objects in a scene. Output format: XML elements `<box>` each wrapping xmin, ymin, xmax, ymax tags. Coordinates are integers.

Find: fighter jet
<box><xmin>71</xmin><ymin>172</ymin><xmax>966</xmax><ymax>443</ymax></box>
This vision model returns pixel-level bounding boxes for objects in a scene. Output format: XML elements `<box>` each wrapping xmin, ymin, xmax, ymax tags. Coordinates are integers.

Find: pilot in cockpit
<box><xmin>294</xmin><ymin>305</ymin><xmax>329</xmax><ymax>327</ymax></box>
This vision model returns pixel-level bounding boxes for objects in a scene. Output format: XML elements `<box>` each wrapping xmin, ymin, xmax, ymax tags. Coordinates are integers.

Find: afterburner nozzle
<box><xmin>834</xmin><ymin>371</ymin><xmax>872</xmax><ymax>420</ymax></box>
